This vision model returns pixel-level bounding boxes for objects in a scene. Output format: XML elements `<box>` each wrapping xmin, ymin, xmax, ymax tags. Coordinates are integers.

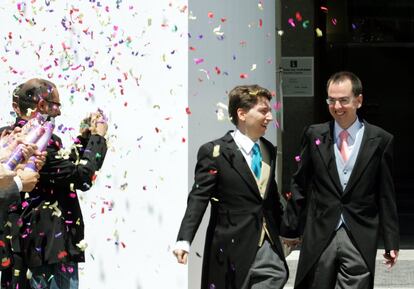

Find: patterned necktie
<box><xmin>339</xmin><ymin>130</ymin><xmax>349</xmax><ymax>162</ymax></box>
<box><xmin>251</xmin><ymin>143</ymin><xmax>262</xmax><ymax>179</ymax></box>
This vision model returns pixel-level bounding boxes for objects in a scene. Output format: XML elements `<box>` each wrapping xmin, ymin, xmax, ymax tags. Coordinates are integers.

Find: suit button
<box><xmin>343</xmin><ymin>170</ymin><xmax>347</xmax><ymax>174</ymax></box>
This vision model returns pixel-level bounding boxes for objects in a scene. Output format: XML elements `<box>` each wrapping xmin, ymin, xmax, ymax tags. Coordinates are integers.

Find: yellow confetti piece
<box><xmin>76</xmin><ymin>240</ymin><xmax>88</xmax><ymax>251</ymax></box>
<box><xmin>316</xmin><ymin>28</ymin><xmax>323</xmax><ymax>37</ymax></box>
<box><xmin>213</xmin><ymin>145</ymin><xmax>220</xmax><ymax>157</ymax></box>
<box><xmin>49</xmin><ymin>201</ymin><xmax>62</xmax><ymax>217</ymax></box>
<box><xmin>26</xmin><ymin>269</ymin><xmax>32</xmax><ymax>280</ymax></box>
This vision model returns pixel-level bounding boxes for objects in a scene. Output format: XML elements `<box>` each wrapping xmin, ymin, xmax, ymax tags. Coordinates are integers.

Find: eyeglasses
<box><xmin>326</xmin><ymin>97</ymin><xmax>352</xmax><ymax>106</ymax></box>
<box><xmin>44</xmin><ymin>99</ymin><xmax>62</xmax><ymax>109</ymax></box>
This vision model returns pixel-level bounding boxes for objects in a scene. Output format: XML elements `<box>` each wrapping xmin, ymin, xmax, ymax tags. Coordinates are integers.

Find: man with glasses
<box><xmin>0</xmin><ymin>79</ymin><xmax>108</xmax><ymax>289</ymax></box>
<box><xmin>282</xmin><ymin>71</ymin><xmax>399</xmax><ymax>289</ymax></box>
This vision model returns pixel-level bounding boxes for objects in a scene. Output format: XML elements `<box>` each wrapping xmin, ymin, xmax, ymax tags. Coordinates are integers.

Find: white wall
<box><xmin>0</xmin><ymin>1</ymin><xmax>278</xmax><ymax>288</ymax></box>
<box><xmin>0</xmin><ymin>1</ymin><xmax>188</xmax><ymax>288</ymax></box>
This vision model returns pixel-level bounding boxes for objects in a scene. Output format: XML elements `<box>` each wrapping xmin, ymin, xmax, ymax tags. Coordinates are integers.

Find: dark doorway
<box><xmin>314</xmin><ymin>0</ymin><xmax>414</xmax><ymax>241</ymax></box>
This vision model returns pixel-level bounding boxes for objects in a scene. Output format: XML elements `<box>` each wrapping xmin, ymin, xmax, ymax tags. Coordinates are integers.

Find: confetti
<box><xmin>239</xmin><ymin>73</ymin><xmax>248</xmax><ymax>79</ymax></box>
<box><xmin>315</xmin><ymin>28</ymin><xmax>323</xmax><ymax>37</ymax></box>
<box><xmin>213</xmin><ymin>25</ymin><xmax>224</xmax><ymax>36</ymax></box>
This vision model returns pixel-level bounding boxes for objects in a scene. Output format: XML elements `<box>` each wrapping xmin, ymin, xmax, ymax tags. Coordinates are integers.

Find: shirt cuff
<box><xmin>174</xmin><ymin>240</ymin><xmax>190</xmax><ymax>253</ymax></box>
<box><xmin>13</xmin><ymin>176</ymin><xmax>23</xmax><ymax>192</ymax></box>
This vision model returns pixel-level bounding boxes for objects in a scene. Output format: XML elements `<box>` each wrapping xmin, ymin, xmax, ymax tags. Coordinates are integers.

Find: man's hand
<box><xmin>0</xmin><ymin>165</ymin><xmax>16</xmax><ymax>188</ymax></box>
<box><xmin>90</xmin><ymin>111</ymin><xmax>108</xmax><ymax>137</ymax></box>
<box><xmin>0</xmin><ymin>127</ymin><xmax>38</xmax><ymax>163</ymax></box>
<box><xmin>20</xmin><ymin>143</ymin><xmax>38</xmax><ymax>163</ymax></box>
<box><xmin>17</xmin><ymin>170</ymin><xmax>40</xmax><ymax>192</ymax></box>
<box><xmin>383</xmin><ymin>249</ymin><xmax>399</xmax><ymax>269</ymax></box>
<box><xmin>34</xmin><ymin>151</ymin><xmax>47</xmax><ymax>171</ymax></box>
<box><xmin>173</xmin><ymin>249</ymin><xmax>189</xmax><ymax>264</ymax></box>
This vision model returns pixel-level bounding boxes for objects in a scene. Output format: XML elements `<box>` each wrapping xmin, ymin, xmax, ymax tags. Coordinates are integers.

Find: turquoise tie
<box><xmin>251</xmin><ymin>143</ymin><xmax>262</xmax><ymax>179</ymax></box>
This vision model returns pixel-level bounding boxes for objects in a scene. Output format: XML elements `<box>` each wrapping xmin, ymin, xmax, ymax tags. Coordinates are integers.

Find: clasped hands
<box><xmin>79</xmin><ymin>110</ymin><xmax>108</xmax><ymax>138</ymax></box>
<box><xmin>0</xmin><ymin>127</ymin><xmax>46</xmax><ymax>191</ymax></box>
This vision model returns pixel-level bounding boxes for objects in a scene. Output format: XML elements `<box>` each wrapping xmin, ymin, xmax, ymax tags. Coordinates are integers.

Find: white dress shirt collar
<box><xmin>232</xmin><ymin>129</ymin><xmax>259</xmax><ymax>155</ymax></box>
<box><xmin>334</xmin><ymin>119</ymin><xmax>362</xmax><ymax>145</ymax></box>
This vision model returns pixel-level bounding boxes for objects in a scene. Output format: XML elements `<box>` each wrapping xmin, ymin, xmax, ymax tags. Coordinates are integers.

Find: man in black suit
<box><xmin>0</xmin><ymin>78</ymin><xmax>108</xmax><ymax>289</ymax></box>
<box><xmin>0</xmin><ymin>117</ymin><xmax>45</xmax><ymax>289</ymax></box>
<box><xmin>282</xmin><ymin>71</ymin><xmax>399</xmax><ymax>289</ymax></box>
<box><xmin>173</xmin><ymin>85</ymin><xmax>288</xmax><ymax>289</ymax></box>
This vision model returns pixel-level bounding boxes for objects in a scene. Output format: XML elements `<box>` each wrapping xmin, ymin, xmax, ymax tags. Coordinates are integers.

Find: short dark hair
<box><xmin>326</xmin><ymin>71</ymin><xmax>362</xmax><ymax>97</ymax></box>
<box><xmin>228</xmin><ymin>84</ymin><xmax>272</xmax><ymax>126</ymax></box>
<box><xmin>13</xmin><ymin>78</ymin><xmax>57</xmax><ymax>115</ymax></box>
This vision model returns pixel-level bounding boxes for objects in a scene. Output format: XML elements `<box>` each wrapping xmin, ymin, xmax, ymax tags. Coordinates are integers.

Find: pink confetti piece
<box><xmin>295</xmin><ymin>155</ymin><xmax>301</xmax><ymax>162</ymax></box>
<box><xmin>259</xmin><ymin>19</ymin><xmax>263</xmax><ymax>28</ymax></box>
<box><xmin>320</xmin><ymin>6</ymin><xmax>328</xmax><ymax>12</ymax></box>
<box><xmin>315</xmin><ymin>138</ymin><xmax>321</xmax><ymax>145</ymax></box>
<box><xmin>193</xmin><ymin>58</ymin><xmax>204</xmax><ymax>65</ymax></box>
<box><xmin>331</xmin><ymin>18</ymin><xmax>338</xmax><ymax>26</ymax></box>
<box><xmin>272</xmin><ymin>101</ymin><xmax>282</xmax><ymax>111</ymax></box>
<box><xmin>288</xmin><ymin>18</ymin><xmax>296</xmax><ymax>27</ymax></box>
<box><xmin>208</xmin><ymin>12</ymin><xmax>214</xmax><ymax>18</ymax></box>
<box><xmin>239</xmin><ymin>73</ymin><xmax>248</xmax><ymax>79</ymax></box>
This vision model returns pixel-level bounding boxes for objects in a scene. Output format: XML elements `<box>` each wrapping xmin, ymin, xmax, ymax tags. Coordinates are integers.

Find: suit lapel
<box><xmin>343</xmin><ymin>121</ymin><xmax>380</xmax><ymax>195</ymax></box>
<box><xmin>261</xmin><ymin>138</ymin><xmax>275</xmax><ymax>200</ymax></box>
<box><xmin>316</xmin><ymin>122</ymin><xmax>343</xmax><ymax>194</ymax></box>
<box><xmin>220</xmin><ymin>132</ymin><xmax>261</xmax><ymax>198</ymax></box>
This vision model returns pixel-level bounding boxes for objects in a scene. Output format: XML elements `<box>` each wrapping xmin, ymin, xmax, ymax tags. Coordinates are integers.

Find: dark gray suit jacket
<box><xmin>283</xmin><ymin>120</ymin><xmax>399</xmax><ymax>289</ymax></box>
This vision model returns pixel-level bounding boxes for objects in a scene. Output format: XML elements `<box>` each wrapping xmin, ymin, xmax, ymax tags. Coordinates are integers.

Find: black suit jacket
<box><xmin>177</xmin><ymin>131</ymin><xmax>287</xmax><ymax>289</ymax></box>
<box><xmin>0</xmin><ymin>118</ymin><xmax>107</xmax><ymax>269</ymax></box>
<box><xmin>283</xmin><ymin>120</ymin><xmax>399</xmax><ymax>289</ymax></box>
